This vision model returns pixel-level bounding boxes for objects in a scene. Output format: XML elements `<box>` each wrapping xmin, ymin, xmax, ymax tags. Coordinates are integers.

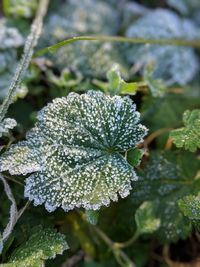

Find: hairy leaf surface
<box><xmin>178</xmin><ymin>194</ymin><xmax>200</xmax><ymax>220</ymax></box>
<box><xmin>0</xmin><ymin>91</ymin><xmax>147</xmax><ymax>211</ymax></box>
<box><xmin>0</xmin><ymin>226</ymin><xmax>68</xmax><ymax>267</ymax></box>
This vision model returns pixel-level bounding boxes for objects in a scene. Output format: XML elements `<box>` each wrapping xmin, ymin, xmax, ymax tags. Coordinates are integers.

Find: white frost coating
<box><xmin>125</xmin><ymin>9</ymin><xmax>199</xmax><ymax>85</ymax></box>
<box><xmin>0</xmin><ymin>118</ymin><xmax>17</xmax><ymax>137</ymax></box>
<box><xmin>0</xmin><ymin>90</ymin><xmax>148</xmax><ymax>212</ymax></box>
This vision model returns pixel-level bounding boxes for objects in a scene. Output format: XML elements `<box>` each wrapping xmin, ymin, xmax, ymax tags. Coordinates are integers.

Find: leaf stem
<box><xmin>0</xmin><ymin>0</ymin><xmax>49</xmax><ymax>122</ymax></box>
<box><xmin>35</xmin><ymin>35</ymin><xmax>200</xmax><ymax>57</ymax></box>
<box><xmin>113</xmin><ymin>230</ymin><xmax>140</xmax><ymax>249</ymax></box>
<box><xmin>93</xmin><ymin>226</ymin><xmax>137</xmax><ymax>267</ymax></box>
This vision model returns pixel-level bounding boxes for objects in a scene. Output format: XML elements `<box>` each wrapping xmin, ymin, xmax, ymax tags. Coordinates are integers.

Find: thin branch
<box><xmin>145</xmin><ymin>128</ymin><xmax>172</xmax><ymax>146</ymax></box>
<box><xmin>0</xmin><ymin>175</ymin><xmax>30</xmax><ymax>249</ymax></box>
<box><xmin>0</xmin><ymin>175</ymin><xmax>18</xmax><ymax>242</ymax></box>
<box><xmin>0</xmin><ymin>0</ymin><xmax>49</xmax><ymax>122</ymax></box>
<box><xmin>35</xmin><ymin>35</ymin><xmax>200</xmax><ymax>57</ymax></box>
<box><xmin>93</xmin><ymin>226</ymin><xmax>137</xmax><ymax>267</ymax></box>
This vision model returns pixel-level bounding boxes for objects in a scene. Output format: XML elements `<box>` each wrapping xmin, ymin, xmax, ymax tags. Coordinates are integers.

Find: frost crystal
<box><xmin>125</xmin><ymin>9</ymin><xmax>199</xmax><ymax>85</ymax></box>
<box><xmin>0</xmin><ymin>91</ymin><xmax>147</xmax><ymax>212</ymax></box>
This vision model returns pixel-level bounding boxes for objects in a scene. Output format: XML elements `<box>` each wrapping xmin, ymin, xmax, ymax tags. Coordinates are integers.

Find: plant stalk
<box><xmin>0</xmin><ymin>0</ymin><xmax>49</xmax><ymax>122</ymax></box>
<box><xmin>35</xmin><ymin>35</ymin><xmax>200</xmax><ymax>57</ymax></box>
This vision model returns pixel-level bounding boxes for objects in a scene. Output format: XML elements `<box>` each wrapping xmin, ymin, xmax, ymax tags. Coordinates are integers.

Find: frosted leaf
<box><xmin>143</xmin><ymin>63</ymin><xmax>167</xmax><ymax>98</ymax></box>
<box><xmin>0</xmin><ymin>20</ymin><xmax>24</xmax><ymax>99</ymax></box>
<box><xmin>51</xmin><ymin>42</ymin><xmax>129</xmax><ymax>80</ymax></box>
<box><xmin>132</xmin><ymin>151</ymin><xmax>200</xmax><ymax>242</ymax></box>
<box><xmin>0</xmin><ymin>20</ymin><xmax>24</xmax><ymax>49</ymax></box>
<box><xmin>178</xmin><ymin>194</ymin><xmax>200</xmax><ymax>220</ymax></box>
<box><xmin>167</xmin><ymin>0</ymin><xmax>200</xmax><ymax>16</ymax></box>
<box><xmin>0</xmin><ymin>91</ymin><xmax>147</xmax><ymax>211</ymax></box>
<box><xmin>1</xmin><ymin>226</ymin><xmax>68</xmax><ymax>267</ymax></box>
<box><xmin>0</xmin><ymin>118</ymin><xmax>17</xmax><ymax>138</ymax></box>
<box><xmin>125</xmin><ymin>9</ymin><xmax>199</xmax><ymax>85</ymax></box>
<box><xmin>170</xmin><ymin>109</ymin><xmax>200</xmax><ymax>152</ymax></box>
<box><xmin>39</xmin><ymin>0</ymin><xmax>127</xmax><ymax>80</ymax></box>
<box><xmin>41</xmin><ymin>0</ymin><xmax>119</xmax><ymax>45</ymax></box>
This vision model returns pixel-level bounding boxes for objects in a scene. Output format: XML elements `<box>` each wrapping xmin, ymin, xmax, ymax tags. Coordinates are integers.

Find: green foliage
<box><xmin>143</xmin><ymin>63</ymin><xmax>167</xmax><ymax>97</ymax></box>
<box><xmin>85</xmin><ymin>210</ymin><xmax>99</xmax><ymax>225</ymax></box>
<box><xmin>106</xmin><ymin>65</ymin><xmax>139</xmax><ymax>96</ymax></box>
<box><xmin>3</xmin><ymin>0</ymin><xmax>38</xmax><ymax>18</ymax></box>
<box><xmin>54</xmin><ymin>42</ymin><xmax>129</xmax><ymax>80</ymax></box>
<box><xmin>0</xmin><ymin>91</ymin><xmax>147</xmax><ymax>212</ymax></box>
<box><xmin>170</xmin><ymin>109</ymin><xmax>200</xmax><ymax>152</ymax></box>
<box><xmin>178</xmin><ymin>194</ymin><xmax>200</xmax><ymax>220</ymax></box>
<box><xmin>0</xmin><ymin>226</ymin><xmax>68</xmax><ymax>267</ymax></box>
<box><xmin>132</xmin><ymin>151</ymin><xmax>200</xmax><ymax>242</ymax></box>
<box><xmin>0</xmin><ymin>0</ymin><xmax>200</xmax><ymax>266</ymax></box>
<box><xmin>127</xmin><ymin>148</ymin><xmax>144</xmax><ymax>167</ymax></box>
<box><xmin>135</xmin><ymin>201</ymin><xmax>160</xmax><ymax>234</ymax></box>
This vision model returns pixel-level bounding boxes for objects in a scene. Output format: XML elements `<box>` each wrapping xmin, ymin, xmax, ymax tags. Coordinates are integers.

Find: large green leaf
<box><xmin>0</xmin><ymin>226</ymin><xmax>68</xmax><ymax>267</ymax></box>
<box><xmin>0</xmin><ymin>91</ymin><xmax>147</xmax><ymax>212</ymax></box>
<box><xmin>170</xmin><ymin>109</ymin><xmax>200</xmax><ymax>152</ymax></box>
<box><xmin>132</xmin><ymin>151</ymin><xmax>200</xmax><ymax>242</ymax></box>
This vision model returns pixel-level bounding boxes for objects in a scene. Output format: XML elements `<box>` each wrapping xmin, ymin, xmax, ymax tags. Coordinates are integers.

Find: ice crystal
<box><xmin>125</xmin><ymin>9</ymin><xmax>199</xmax><ymax>85</ymax></box>
<box><xmin>1</xmin><ymin>226</ymin><xmax>68</xmax><ymax>267</ymax></box>
<box><xmin>170</xmin><ymin>109</ymin><xmax>200</xmax><ymax>152</ymax></box>
<box><xmin>0</xmin><ymin>91</ymin><xmax>147</xmax><ymax>212</ymax></box>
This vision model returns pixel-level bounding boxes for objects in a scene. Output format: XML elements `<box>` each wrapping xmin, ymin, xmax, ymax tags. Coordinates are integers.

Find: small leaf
<box><xmin>127</xmin><ymin>148</ymin><xmax>144</xmax><ymax>167</ymax></box>
<box><xmin>0</xmin><ymin>226</ymin><xmax>68</xmax><ymax>267</ymax></box>
<box><xmin>85</xmin><ymin>210</ymin><xmax>99</xmax><ymax>225</ymax></box>
<box><xmin>170</xmin><ymin>109</ymin><xmax>200</xmax><ymax>152</ymax></box>
<box><xmin>178</xmin><ymin>194</ymin><xmax>200</xmax><ymax>220</ymax></box>
<box><xmin>135</xmin><ymin>201</ymin><xmax>160</xmax><ymax>234</ymax></box>
<box><xmin>144</xmin><ymin>63</ymin><xmax>167</xmax><ymax>98</ymax></box>
<box><xmin>0</xmin><ymin>91</ymin><xmax>147</xmax><ymax>212</ymax></box>
<box><xmin>107</xmin><ymin>65</ymin><xmax>139</xmax><ymax>95</ymax></box>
